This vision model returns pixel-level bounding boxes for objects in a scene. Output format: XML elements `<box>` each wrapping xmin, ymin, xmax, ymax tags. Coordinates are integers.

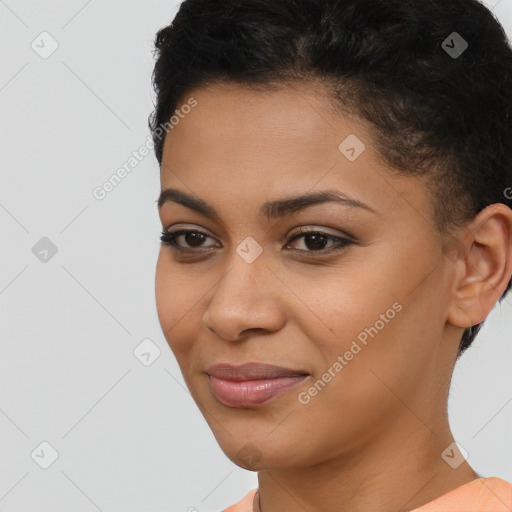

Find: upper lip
<box><xmin>205</xmin><ymin>362</ymin><xmax>310</xmax><ymax>381</ymax></box>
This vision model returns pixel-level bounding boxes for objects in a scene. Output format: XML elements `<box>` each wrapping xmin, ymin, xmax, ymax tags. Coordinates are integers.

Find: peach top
<box><xmin>222</xmin><ymin>477</ymin><xmax>512</xmax><ymax>512</ymax></box>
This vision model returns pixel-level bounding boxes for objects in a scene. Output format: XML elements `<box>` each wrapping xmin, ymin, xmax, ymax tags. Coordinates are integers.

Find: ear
<box><xmin>446</xmin><ymin>203</ymin><xmax>512</xmax><ymax>329</ymax></box>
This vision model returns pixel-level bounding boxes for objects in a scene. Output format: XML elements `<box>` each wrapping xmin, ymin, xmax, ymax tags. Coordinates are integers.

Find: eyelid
<box><xmin>290</xmin><ymin>225</ymin><xmax>355</xmax><ymax>240</ymax></box>
<box><xmin>160</xmin><ymin>225</ymin><xmax>356</xmax><ymax>255</ymax></box>
<box><xmin>162</xmin><ymin>223</ymin><xmax>354</xmax><ymax>240</ymax></box>
<box><xmin>161</xmin><ymin>228</ymin><xmax>219</xmax><ymax>249</ymax></box>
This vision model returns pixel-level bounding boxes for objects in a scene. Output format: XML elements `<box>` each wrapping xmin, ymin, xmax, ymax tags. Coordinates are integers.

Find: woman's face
<box><xmin>155</xmin><ymin>81</ymin><xmax>461</xmax><ymax>469</ymax></box>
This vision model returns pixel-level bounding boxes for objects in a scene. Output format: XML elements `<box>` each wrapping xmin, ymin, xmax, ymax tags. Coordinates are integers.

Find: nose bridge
<box><xmin>218</xmin><ymin>232</ymin><xmax>273</xmax><ymax>294</ymax></box>
<box><xmin>202</xmin><ymin>243</ymin><xmax>285</xmax><ymax>340</ymax></box>
<box><xmin>213</xmin><ymin>243</ymin><xmax>273</xmax><ymax>308</ymax></box>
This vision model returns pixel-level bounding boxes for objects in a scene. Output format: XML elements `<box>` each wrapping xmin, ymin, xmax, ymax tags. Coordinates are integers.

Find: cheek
<box><xmin>289</xmin><ymin>264</ymin><xmax>403</xmax><ymax>355</ymax></box>
<box><xmin>314</xmin><ymin>279</ymin><xmax>442</xmax><ymax>414</ymax></box>
<box><xmin>154</xmin><ymin>252</ymin><xmax>173</xmax><ymax>333</ymax></box>
<box><xmin>155</xmin><ymin>252</ymin><xmax>197</xmax><ymax>355</ymax></box>
<box><xmin>298</xmin><ymin>248</ymin><xmax>439</xmax><ymax>388</ymax></box>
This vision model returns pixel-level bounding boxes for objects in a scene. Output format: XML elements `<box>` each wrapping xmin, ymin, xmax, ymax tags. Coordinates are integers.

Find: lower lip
<box><xmin>207</xmin><ymin>374</ymin><xmax>309</xmax><ymax>408</ymax></box>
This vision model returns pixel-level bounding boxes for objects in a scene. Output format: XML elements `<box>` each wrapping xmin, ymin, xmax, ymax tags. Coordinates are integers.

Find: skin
<box><xmin>155</xmin><ymin>80</ymin><xmax>512</xmax><ymax>512</ymax></box>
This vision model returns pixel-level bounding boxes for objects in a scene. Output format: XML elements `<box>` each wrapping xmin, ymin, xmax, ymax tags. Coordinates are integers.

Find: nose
<box><xmin>202</xmin><ymin>250</ymin><xmax>287</xmax><ymax>342</ymax></box>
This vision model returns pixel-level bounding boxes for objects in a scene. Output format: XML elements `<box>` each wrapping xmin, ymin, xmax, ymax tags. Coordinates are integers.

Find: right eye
<box><xmin>160</xmin><ymin>229</ymin><xmax>219</xmax><ymax>251</ymax></box>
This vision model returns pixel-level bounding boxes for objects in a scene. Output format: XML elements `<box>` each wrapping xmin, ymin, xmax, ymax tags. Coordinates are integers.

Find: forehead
<box><xmin>167</xmin><ymin>81</ymin><xmax>339</xmax><ymax>158</ymax></box>
<box><xmin>160</xmin><ymin>81</ymin><xmax>434</xmax><ymax>229</ymax></box>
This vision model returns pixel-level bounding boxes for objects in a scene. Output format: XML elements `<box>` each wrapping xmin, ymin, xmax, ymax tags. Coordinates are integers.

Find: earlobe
<box><xmin>446</xmin><ymin>203</ymin><xmax>512</xmax><ymax>329</ymax></box>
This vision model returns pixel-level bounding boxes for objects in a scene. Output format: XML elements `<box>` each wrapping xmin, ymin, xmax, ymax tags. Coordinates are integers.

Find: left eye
<box><xmin>285</xmin><ymin>229</ymin><xmax>353</xmax><ymax>253</ymax></box>
<box><xmin>160</xmin><ymin>229</ymin><xmax>354</xmax><ymax>254</ymax></box>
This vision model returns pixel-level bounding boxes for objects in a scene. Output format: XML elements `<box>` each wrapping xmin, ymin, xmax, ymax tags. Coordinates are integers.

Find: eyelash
<box><xmin>159</xmin><ymin>228</ymin><xmax>354</xmax><ymax>256</ymax></box>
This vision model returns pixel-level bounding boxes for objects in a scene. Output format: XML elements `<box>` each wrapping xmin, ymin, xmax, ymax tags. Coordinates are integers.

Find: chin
<box><xmin>212</xmin><ymin>429</ymin><xmax>313</xmax><ymax>471</ymax></box>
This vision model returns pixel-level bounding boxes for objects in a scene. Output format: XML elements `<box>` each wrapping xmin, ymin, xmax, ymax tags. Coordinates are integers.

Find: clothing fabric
<box><xmin>221</xmin><ymin>477</ymin><xmax>512</xmax><ymax>512</ymax></box>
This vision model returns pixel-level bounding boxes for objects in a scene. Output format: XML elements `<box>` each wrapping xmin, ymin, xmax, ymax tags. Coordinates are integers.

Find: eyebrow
<box><xmin>157</xmin><ymin>187</ymin><xmax>375</xmax><ymax>220</ymax></box>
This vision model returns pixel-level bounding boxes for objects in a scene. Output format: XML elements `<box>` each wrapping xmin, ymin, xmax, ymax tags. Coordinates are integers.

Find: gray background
<box><xmin>0</xmin><ymin>1</ymin><xmax>511</xmax><ymax>511</ymax></box>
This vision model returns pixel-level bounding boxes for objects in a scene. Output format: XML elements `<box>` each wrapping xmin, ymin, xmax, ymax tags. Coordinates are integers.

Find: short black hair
<box><xmin>149</xmin><ymin>0</ymin><xmax>512</xmax><ymax>358</ymax></box>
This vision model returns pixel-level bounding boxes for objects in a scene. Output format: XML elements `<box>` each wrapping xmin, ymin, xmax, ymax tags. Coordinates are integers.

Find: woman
<box><xmin>149</xmin><ymin>0</ymin><xmax>512</xmax><ymax>510</ymax></box>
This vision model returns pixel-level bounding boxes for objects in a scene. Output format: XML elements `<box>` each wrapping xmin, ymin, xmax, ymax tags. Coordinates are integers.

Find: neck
<box><xmin>254</xmin><ymin>411</ymin><xmax>478</xmax><ymax>512</ymax></box>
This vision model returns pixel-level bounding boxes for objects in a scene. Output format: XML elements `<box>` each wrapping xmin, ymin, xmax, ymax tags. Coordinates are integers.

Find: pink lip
<box><xmin>205</xmin><ymin>363</ymin><xmax>310</xmax><ymax>408</ymax></box>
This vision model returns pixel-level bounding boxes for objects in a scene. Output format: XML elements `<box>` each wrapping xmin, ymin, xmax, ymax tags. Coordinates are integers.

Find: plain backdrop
<box><xmin>0</xmin><ymin>1</ymin><xmax>511</xmax><ymax>511</ymax></box>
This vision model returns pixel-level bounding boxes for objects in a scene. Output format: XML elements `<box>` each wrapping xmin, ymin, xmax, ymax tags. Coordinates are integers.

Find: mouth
<box><xmin>205</xmin><ymin>362</ymin><xmax>310</xmax><ymax>408</ymax></box>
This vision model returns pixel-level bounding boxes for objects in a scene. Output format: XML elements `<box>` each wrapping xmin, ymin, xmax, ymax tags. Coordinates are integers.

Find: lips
<box><xmin>205</xmin><ymin>363</ymin><xmax>310</xmax><ymax>408</ymax></box>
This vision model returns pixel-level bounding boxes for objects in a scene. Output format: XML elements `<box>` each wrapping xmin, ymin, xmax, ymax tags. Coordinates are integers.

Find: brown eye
<box><xmin>160</xmin><ymin>228</ymin><xmax>354</xmax><ymax>256</ymax></box>
<box><xmin>160</xmin><ymin>230</ymin><xmax>218</xmax><ymax>250</ymax></box>
<box><xmin>286</xmin><ymin>229</ymin><xmax>354</xmax><ymax>254</ymax></box>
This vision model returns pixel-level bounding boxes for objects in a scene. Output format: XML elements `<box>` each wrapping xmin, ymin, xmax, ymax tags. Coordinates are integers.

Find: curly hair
<box><xmin>149</xmin><ymin>0</ymin><xmax>512</xmax><ymax>358</ymax></box>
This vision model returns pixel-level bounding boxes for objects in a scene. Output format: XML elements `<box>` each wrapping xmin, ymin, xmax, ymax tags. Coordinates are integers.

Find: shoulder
<box><xmin>221</xmin><ymin>489</ymin><xmax>258</xmax><ymax>512</ymax></box>
<box><xmin>411</xmin><ymin>477</ymin><xmax>512</xmax><ymax>512</ymax></box>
